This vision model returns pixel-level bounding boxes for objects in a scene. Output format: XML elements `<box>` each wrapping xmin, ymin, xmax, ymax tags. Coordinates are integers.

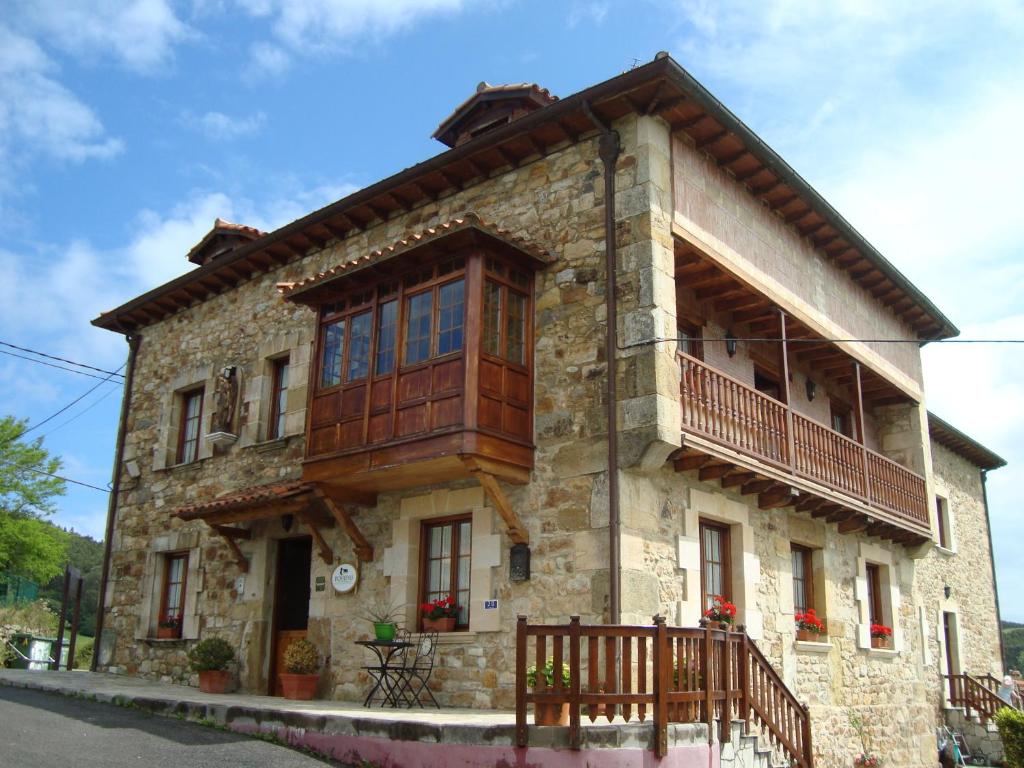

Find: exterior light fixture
<box><xmin>944</xmin><ymin>584</ymin><xmax>952</xmax><ymax>600</ymax></box>
<box><xmin>725</xmin><ymin>331</ymin><xmax>738</xmax><ymax>358</ymax></box>
<box><xmin>281</xmin><ymin>514</ymin><xmax>294</xmax><ymax>533</ymax></box>
<box><xmin>510</xmin><ymin>543</ymin><xmax>531</xmax><ymax>582</ymax></box>
<box><xmin>805</xmin><ymin>379</ymin><xmax>817</xmax><ymax>401</ymax></box>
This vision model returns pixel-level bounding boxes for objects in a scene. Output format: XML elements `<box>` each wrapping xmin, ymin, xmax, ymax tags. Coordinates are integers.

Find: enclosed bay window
<box><xmin>420</xmin><ymin>516</ymin><xmax>471</xmax><ymax>630</ymax></box>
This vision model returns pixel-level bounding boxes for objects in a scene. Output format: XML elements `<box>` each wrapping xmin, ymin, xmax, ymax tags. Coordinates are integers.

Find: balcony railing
<box><xmin>679</xmin><ymin>352</ymin><xmax>928</xmax><ymax>529</ymax></box>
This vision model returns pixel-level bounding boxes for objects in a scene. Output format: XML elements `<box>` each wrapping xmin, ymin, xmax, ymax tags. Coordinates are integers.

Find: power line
<box><xmin>0</xmin><ymin>348</ymin><xmax>124</xmax><ymax>381</ymax></box>
<box><xmin>40</xmin><ymin>384</ymin><xmax>121</xmax><ymax>439</ymax></box>
<box><xmin>621</xmin><ymin>336</ymin><xmax>1024</xmax><ymax>350</ymax></box>
<box><xmin>24</xmin><ymin>466</ymin><xmax>109</xmax><ymax>493</ymax></box>
<box><xmin>0</xmin><ymin>340</ymin><xmax>124</xmax><ymax>378</ymax></box>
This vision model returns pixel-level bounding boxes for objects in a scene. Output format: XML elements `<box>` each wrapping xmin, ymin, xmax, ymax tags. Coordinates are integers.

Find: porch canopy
<box><xmin>174</xmin><ymin>481</ymin><xmax>375</xmax><ymax>568</ymax></box>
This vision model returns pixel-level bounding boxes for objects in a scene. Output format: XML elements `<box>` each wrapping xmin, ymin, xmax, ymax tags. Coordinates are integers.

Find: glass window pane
<box><xmin>404</xmin><ymin>292</ymin><xmax>433</xmax><ymax>365</ymax></box>
<box><xmin>346</xmin><ymin>311</ymin><xmax>372</xmax><ymax>381</ymax></box>
<box><xmin>375</xmin><ymin>300</ymin><xmax>397</xmax><ymax>375</ymax></box>
<box><xmin>506</xmin><ymin>291</ymin><xmax>526</xmax><ymax>364</ymax></box>
<box><xmin>458</xmin><ymin>521</ymin><xmax>471</xmax><ymax>555</ymax></box>
<box><xmin>483</xmin><ymin>281</ymin><xmax>501</xmax><ymax>356</ymax></box>
<box><xmin>437</xmin><ymin>279</ymin><xmax>465</xmax><ymax>355</ymax></box>
<box><xmin>320</xmin><ymin>320</ymin><xmax>344</xmax><ymax>387</ymax></box>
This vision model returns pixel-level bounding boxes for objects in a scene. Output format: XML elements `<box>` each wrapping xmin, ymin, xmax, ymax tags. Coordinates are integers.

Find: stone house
<box><xmin>91</xmin><ymin>53</ymin><xmax>1006</xmax><ymax>767</ymax></box>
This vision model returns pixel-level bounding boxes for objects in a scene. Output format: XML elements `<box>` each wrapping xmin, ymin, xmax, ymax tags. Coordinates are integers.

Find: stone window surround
<box><xmin>241</xmin><ymin>331</ymin><xmax>311</xmax><ymax>448</ymax></box>
<box><xmin>781</xmin><ymin>537</ymin><xmax>830</xmax><ymax>643</ymax></box>
<box><xmin>153</xmin><ymin>364</ymin><xmax>214</xmax><ymax>471</ymax></box>
<box><xmin>855</xmin><ymin>542</ymin><xmax>901</xmax><ymax>652</ymax></box>
<box><xmin>382</xmin><ymin>487</ymin><xmax>503</xmax><ymax>633</ymax></box>
<box><xmin>933</xmin><ymin>484</ymin><xmax>956</xmax><ymax>554</ymax></box>
<box><xmin>935</xmin><ymin>598</ymin><xmax>964</xmax><ymax>705</ymax></box>
<box><xmin>677</xmin><ymin>488</ymin><xmax>763</xmax><ymax>640</ymax></box>
<box><xmin>136</xmin><ymin>529</ymin><xmax>202</xmax><ymax>641</ymax></box>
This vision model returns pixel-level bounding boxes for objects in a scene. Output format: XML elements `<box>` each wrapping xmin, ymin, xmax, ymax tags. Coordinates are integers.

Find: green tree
<box><xmin>0</xmin><ymin>416</ymin><xmax>68</xmax><ymax>582</ymax></box>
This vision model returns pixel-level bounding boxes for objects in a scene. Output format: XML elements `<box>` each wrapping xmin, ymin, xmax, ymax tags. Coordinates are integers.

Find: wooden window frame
<box><xmin>791</xmin><ymin>544</ymin><xmax>814</xmax><ymax>615</ymax></box>
<box><xmin>865</xmin><ymin>563</ymin><xmax>883</xmax><ymax>626</ymax></box>
<box><xmin>829</xmin><ymin>398</ymin><xmax>855</xmax><ymax>439</ymax></box>
<box><xmin>418</xmin><ymin>514</ymin><xmax>472</xmax><ymax>631</ymax></box>
<box><xmin>176</xmin><ymin>388</ymin><xmax>204</xmax><ymax>465</ymax></box>
<box><xmin>936</xmin><ymin>495</ymin><xmax>951</xmax><ymax>549</ymax></box>
<box><xmin>699</xmin><ymin>519</ymin><xmax>731</xmax><ymax>611</ymax></box>
<box><xmin>158</xmin><ymin>552</ymin><xmax>188</xmax><ymax>638</ymax></box>
<box><xmin>481</xmin><ymin>260</ymin><xmax>531</xmax><ymax>369</ymax></box>
<box><xmin>677</xmin><ymin>319</ymin><xmax>704</xmax><ymax>361</ymax></box>
<box><xmin>268</xmin><ymin>356</ymin><xmax>290</xmax><ymax>441</ymax></box>
<box><xmin>753</xmin><ymin>366</ymin><xmax>782</xmax><ymax>402</ymax></box>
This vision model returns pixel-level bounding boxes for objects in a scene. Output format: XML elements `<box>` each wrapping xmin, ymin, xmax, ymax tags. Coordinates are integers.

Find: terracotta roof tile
<box><xmin>278</xmin><ymin>212</ymin><xmax>550</xmax><ymax>300</ymax></box>
<box><xmin>174</xmin><ymin>481</ymin><xmax>311</xmax><ymax>519</ymax></box>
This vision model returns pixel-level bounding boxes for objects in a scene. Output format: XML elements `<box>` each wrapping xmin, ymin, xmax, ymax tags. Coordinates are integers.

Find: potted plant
<box><xmin>849</xmin><ymin>712</ymin><xmax>881</xmax><ymax>768</ymax></box>
<box><xmin>157</xmin><ymin>616</ymin><xmax>181</xmax><ymax>640</ymax></box>
<box><xmin>527</xmin><ymin>659</ymin><xmax>571</xmax><ymax>726</ymax></box>
<box><xmin>421</xmin><ymin>596</ymin><xmax>459</xmax><ymax>632</ymax></box>
<box><xmin>702</xmin><ymin>595</ymin><xmax>737</xmax><ymax>630</ymax></box>
<box><xmin>188</xmin><ymin>637</ymin><xmax>235</xmax><ymax>694</ymax></box>
<box><xmin>795</xmin><ymin>609</ymin><xmax>826</xmax><ymax>641</ymax></box>
<box><xmin>280</xmin><ymin>639</ymin><xmax>320</xmax><ymax>700</ymax></box>
<box><xmin>870</xmin><ymin>623</ymin><xmax>892</xmax><ymax>649</ymax></box>
<box><xmin>362</xmin><ymin>600</ymin><xmax>404</xmax><ymax>641</ymax></box>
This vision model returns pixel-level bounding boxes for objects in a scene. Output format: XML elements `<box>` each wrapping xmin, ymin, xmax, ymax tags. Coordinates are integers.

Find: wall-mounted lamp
<box><xmin>943</xmin><ymin>584</ymin><xmax>952</xmax><ymax>600</ymax></box>
<box><xmin>805</xmin><ymin>379</ymin><xmax>817</xmax><ymax>402</ymax></box>
<box><xmin>281</xmin><ymin>513</ymin><xmax>294</xmax><ymax>533</ymax></box>
<box><xmin>725</xmin><ymin>331</ymin><xmax>738</xmax><ymax>358</ymax></box>
<box><xmin>510</xmin><ymin>543</ymin><xmax>531</xmax><ymax>582</ymax></box>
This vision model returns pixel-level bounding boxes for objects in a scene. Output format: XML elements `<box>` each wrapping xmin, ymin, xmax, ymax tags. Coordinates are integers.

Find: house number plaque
<box><xmin>331</xmin><ymin>563</ymin><xmax>358</xmax><ymax>593</ymax></box>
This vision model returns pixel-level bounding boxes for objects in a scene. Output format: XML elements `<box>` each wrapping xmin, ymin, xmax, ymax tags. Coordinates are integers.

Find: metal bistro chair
<box><xmin>361</xmin><ymin>628</ymin><xmax>412</xmax><ymax>707</ymax></box>
<box><xmin>393</xmin><ymin>631</ymin><xmax>440</xmax><ymax>708</ymax></box>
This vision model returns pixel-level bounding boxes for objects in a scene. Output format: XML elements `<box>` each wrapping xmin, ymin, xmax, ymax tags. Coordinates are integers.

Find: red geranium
<box><xmin>870</xmin><ymin>623</ymin><xmax>892</xmax><ymax>639</ymax></box>
<box><xmin>795</xmin><ymin>609</ymin><xmax>826</xmax><ymax>634</ymax></box>
<box><xmin>703</xmin><ymin>595</ymin><xmax>737</xmax><ymax>624</ymax></box>
<box><xmin>421</xmin><ymin>595</ymin><xmax>460</xmax><ymax>620</ymax></box>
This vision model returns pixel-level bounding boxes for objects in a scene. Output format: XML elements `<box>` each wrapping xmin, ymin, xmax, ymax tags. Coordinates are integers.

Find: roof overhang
<box><xmin>927</xmin><ymin>412</ymin><xmax>1006</xmax><ymax>470</ymax></box>
<box><xmin>92</xmin><ymin>53</ymin><xmax>958</xmax><ymax>341</ymax></box>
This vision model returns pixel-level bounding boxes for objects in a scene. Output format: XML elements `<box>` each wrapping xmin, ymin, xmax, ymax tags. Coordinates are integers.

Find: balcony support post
<box><xmin>778</xmin><ymin>310</ymin><xmax>796</xmax><ymax>468</ymax></box>
<box><xmin>854</xmin><ymin>363</ymin><xmax>871</xmax><ymax>500</ymax></box>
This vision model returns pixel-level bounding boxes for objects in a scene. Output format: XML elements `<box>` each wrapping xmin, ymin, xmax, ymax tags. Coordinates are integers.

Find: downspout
<box><xmin>582</xmin><ymin>100</ymin><xmax>622</xmax><ymax>624</ymax></box>
<box><xmin>92</xmin><ymin>331</ymin><xmax>141</xmax><ymax>671</ymax></box>
<box><xmin>980</xmin><ymin>469</ymin><xmax>1006</xmax><ymax>672</ymax></box>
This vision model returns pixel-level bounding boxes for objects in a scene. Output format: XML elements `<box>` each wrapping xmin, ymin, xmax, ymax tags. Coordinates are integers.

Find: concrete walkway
<box><xmin>0</xmin><ymin>669</ymin><xmax>712</xmax><ymax>768</ymax></box>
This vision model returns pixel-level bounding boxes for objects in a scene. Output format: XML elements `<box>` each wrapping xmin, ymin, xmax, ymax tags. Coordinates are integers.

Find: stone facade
<box><xmin>95</xmin><ymin>83</ymin><xmax>1003</xmax><ymax>768</ymax></box>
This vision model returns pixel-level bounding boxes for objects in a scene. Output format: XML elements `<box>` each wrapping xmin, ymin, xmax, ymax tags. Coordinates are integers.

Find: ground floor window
<box><xmin>159</xmin><ymin>553</ymin><xmax>188</xmax><ymax>638</ymax></box>
<box><xmin>700</xmin><ymin>519</ymin><xmax>731</xmax><ymax>611</ymax></box>
<box><xmin>865</xmin><ymin>563</ymin><xmax>883</xmax><ymax>625</ymax></box>
<box><xmin>791</xmin><ymin>544</ymin><xmax>814</xmax><ymax>615</ymax></box>
<box><xmin>420</xmin><ymin>516</ymin><xmax>471</xmax><ymax>629</ymax></box>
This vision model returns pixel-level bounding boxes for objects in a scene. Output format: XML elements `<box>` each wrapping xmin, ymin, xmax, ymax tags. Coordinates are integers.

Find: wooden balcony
<box><xmin>677</xmin><ymin>352</ymin><xmax>930</xmax><ymax>541</ymax></box>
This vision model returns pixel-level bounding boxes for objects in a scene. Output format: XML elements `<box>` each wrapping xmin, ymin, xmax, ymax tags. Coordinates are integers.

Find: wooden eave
<box><xmin>927</xmin><ymin>413</ymin><xmax>1006</xmax><ymax>471</ymax></box>
<box><xmin>92</xmin><ymin>54</ymin><xmax>957</xmax><ymax>342</ymax></box>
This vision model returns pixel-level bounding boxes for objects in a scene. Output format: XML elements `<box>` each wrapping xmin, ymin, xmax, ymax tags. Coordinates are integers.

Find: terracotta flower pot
<box><xmin>280</xmin><ymin>673</ymin><xmax>319</xmax><ymax>700</ymax></box>
<box><xmin>198</xmin><ymin>669</ymin><xmax>232</xmax><ymax>694</ymax></box>
<box><xmin>796</xmin><ymin>629</ymin><xmax>822</xmax><ymax>642</ymax></box>
<box><xmin>422</xmin><ymin>616</ymin><xmax>457</xmax><ymax>632</ymax></box>
<box><xmin>870</xmin><ymin>636</ymin><xmax>889</xmax><ymax>649</ymax></box>
<box><xmin>709</xmin><ymin>621</ymin><xmax>731</xmax><ymax>631</ymax></box>
<box><xmin>533</xmin><ymin>698</ymin><xmax>570</xmax><ymax>726</ymax></box>
<box><xmin>156</xmin><ymin>626</ymin><xmax>180</xmax><ymax>640</ymax></box>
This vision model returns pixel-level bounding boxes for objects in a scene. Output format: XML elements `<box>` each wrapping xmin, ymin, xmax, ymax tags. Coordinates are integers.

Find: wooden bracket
<box><xmin>210</xmin><ymin>524</ymin><xmax>250</xmax><ymax>572</ymax></box>
<box><xmin>296</xmin><ymin>511</ymin><xmax>335</xmax><ymax>565</ymax></box>
<box><xmin>313</xmin><ymin>486</ymin><xmax>374</xmax><ymax>562</ymax></box>
<box><xmin>461</xmin><ymin>457</ymin><xmax>529</xmax><ymax>545</ymax></box>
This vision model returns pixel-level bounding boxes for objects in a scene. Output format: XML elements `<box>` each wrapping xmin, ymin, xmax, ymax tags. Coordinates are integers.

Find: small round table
<box><xmin>356</xmin><ymin>639</ymin><xmax>413</xmax><ymax>707</ymax></box>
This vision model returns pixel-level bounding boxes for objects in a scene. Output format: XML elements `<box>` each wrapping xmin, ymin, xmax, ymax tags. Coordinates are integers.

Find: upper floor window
<box><xmin>935</xmin><ymin>495</ymin><xmax>952</xmax><ymax>549</ymax></box>
<box><xmin>177</xmin><ymin>388</ymin><xmax>204</xmax><ymax>464</ymax></box>
<box><xmin>677</xmin><ymin>320</ymin><xmax>704</xmax><ymax>360</ymax></box>
<box><xmin>753</xmin><ymin>367</ymin><xmax>781</xmax><ymax>401</ymax></box>
<box><xmin>268</xmin><ymin>357</ymin><xmax>289</xmax><ymax>440</ymax></box>
<box><xmin>830</xmin><ymin>399</ymin><xmax>854</xmax><ymax>439</ymax></box>
<box><xmin>420</xmin><ymin>515</ymin><xmax>471</xmax><ymax>630</ymax></box>
<box><xmin>483</xmin><ymin>259</ymin><xmax>529</xmax><ymax>366</ymax></box>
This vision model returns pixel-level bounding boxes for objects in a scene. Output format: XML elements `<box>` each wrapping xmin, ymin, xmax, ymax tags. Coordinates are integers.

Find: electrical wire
<box><xmin>620</xmin><ymin>336</ymin><xmax>1024</xmax><ymax>350</ymax></box>
<box><xmin>22</xmin><ymin>466</ymin><xmax>109</xmax><ymax>493</ymax></box>
<box><xmin>0</xmin><ymin>340</ymin><xmax>124</xmax><ymax>378</ymax></box>
<box><xmin>40</xmin><ymin>383</ymin><xmax>121</xmax><ymax>439</ymax></box>
<box><xmin>0</xmin><ymin>349</ymin><xmax>124</xmax><ymax>381</ymax></box>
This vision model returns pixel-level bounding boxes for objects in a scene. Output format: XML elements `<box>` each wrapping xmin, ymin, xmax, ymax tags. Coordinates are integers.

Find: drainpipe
<box><xmin>92</xmin><ymin>331</ymin><xmax>141</xmax><ymax>671</ymax></box>
<box><xmin>582</xmin><ymin>100</ymin><xmax>622</xmax><ymax>625</ymax></box>
<box><xmin>980</xmin><ymin>469</ymin><xmax>1007</xmax><ymax>672</ymax></box>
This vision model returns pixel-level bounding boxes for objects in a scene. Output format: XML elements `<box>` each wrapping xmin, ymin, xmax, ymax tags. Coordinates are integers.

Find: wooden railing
<box><xmin>515</xmin><ymin>616</ymin><xmax>813</xmax><ymax>768</ymax></box>
<box><xmin>679</xmin><ymin>352</ymin><xmax>928</xmax><ymax>530</ymax></box>
<box><xmin>946</xmin><ymin>673</ymin><xmax>1007</xmax><ymax>723</ymax></box>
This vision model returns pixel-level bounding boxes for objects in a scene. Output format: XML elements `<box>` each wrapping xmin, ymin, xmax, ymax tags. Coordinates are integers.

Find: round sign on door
<box><xmin>332</xmin><ymin>563</ymin><xmax>358</xmax><ymax>593</ymax></box>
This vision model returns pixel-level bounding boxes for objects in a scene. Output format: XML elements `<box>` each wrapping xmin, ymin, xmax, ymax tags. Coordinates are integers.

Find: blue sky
<box><xmin>1</xmin><ymin>1</ymin><xmax>1022</xmax><ymax>620</ymax></box>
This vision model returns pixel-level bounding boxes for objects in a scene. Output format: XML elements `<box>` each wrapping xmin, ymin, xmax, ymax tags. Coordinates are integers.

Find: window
<box><xmin>420</xmin><ymin>516</ymin><xmax>471</xmax><ymax>629</ymax></box>
<box><xmin>700</xmin><ymin>520</ymin><xmax>731</xmax><ymax>611</ymax></box>
<box><xmin>830</xmin><ymin>399</ymin><xmax>854</xmax><ymax>438</ymax></box>
<box><xmin>482</xmin><ymin>260</ymin><xmax>530</xmax><ymax>366</ymax></box>
<box><xmin>753</xmin><ymin>367</ymin><xmax>781</xmax><ymax>401</ymax></box>
<box><xmin>437</xmin><ymin>279</ymin><xmax>465</xmax><ymax>355</ymax></box>
<box><xmin>268</xmin><ymin>357</ymin><xmax>289</xmax><ymax>440</ymax></box>
<box><xmin>936</xmin><ymin>496</ymin><xmax>952</xmax><ymax>549</ymax></box>
<box><xmin>176</xmin><ymin>389</ymin><xmax>204</xmax><ymax>464</ymax></box>
<box><xmin>677</xmin><ymin>320</ymin><xmax>704</xmax><ymax>360</ymax></box>
<box><xmin>320</xmin><ymin>318</ymin><xmax>344</xmax><ymax>388</ymax></box>
<box><xmin>791</xmin><ymin>544</ymin><xmax>814</xmax><ymax>615</ymax></box>
<box><xmin>347</xmin><ymin>312</ymin><xmax>372</xmax><ymax>381</ymax></box>
<box><xmin>375</xmin><ymin>299</ymin><xmax>398</xmax><ymax>375</ymax></box>
<box><xmin>865</xmin><ymin>564</ymin><xmax>883</xmax><ymax>626</ymax></box>
<box><xmin>159</xmin><ymin>553</ymin><xmax>188</xmax><ymax>638</ymax></box>
<box><xmin>405</xmin><ymin>291</ymin><xmax>433</xmax><ymax>365</ymax></box>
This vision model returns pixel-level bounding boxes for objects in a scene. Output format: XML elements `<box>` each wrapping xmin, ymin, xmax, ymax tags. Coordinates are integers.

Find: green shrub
<box><xmin>73</xmin><ymin>636</ymin><xmax>94</xmax><ymax>669</ymax></box>
<box><xmin>526</xmin><ymin>659</ymin><xmax>570</xmax><ymax>688</ymax></box>
<box><xmin>996</xmin><ymin>706</ymin><xmax>1024</xmax><ymax>768</ymax></box>
<box><xmin>283</xmin><ymin>640</ymin><xmax>319</xmax><ymax>674</ymax></box>
<box><xmin>187</xmin><ymin>637</ymin><xmax>235</xmax><ymax>672</ymax></box>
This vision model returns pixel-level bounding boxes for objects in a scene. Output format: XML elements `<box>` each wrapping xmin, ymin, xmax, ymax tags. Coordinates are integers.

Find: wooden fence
<box><xmin>515</xmin><ymin>616</ymin><xmax>813</xmax><ymax>768</ymax></box>
<box><xmin>946</xmin><ymin>673</ymin><xmax>1013</xmax><ymax>723</ymax></box>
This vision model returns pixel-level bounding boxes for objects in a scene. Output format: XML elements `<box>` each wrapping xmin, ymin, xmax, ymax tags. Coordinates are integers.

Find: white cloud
<box><xmin>183</xmin><ymin>110</ymin><xmax>267</xmax><ymax>140</ymax></box>
<box><xmin>245</xmin><ymin>41</ymin><xmax>291</xmax><ymax>80</ymax></box>
<box><xmin>10</xmin><ymin>0</ymin><xmax>191</xmax><ymax>73</ymax></box>
<box><xmin>567</xmin><ymin>2</ymin><xmax>608</xmax><ymax>28</ymax></box>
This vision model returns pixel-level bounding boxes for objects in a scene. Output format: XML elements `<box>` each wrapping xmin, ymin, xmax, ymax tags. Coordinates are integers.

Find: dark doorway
<box><xmin>269</xmin><ymin>536</ymin><xmax>312</xmax><ymax>695</ymax></box>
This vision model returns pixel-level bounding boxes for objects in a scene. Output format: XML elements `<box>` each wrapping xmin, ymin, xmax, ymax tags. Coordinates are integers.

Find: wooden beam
<box><xmin>297</xmin><ymin>511</ymin><xmax>334</xmax><ymax>565</ymax></box>
<box><xmin>675</xmin><ymin>453</ymin><xmax>710</xmax><ymax>472</ymax></box>
<box><xmin>699</xmin><ymin>463</ymin><xmax>735</xmax><ymax>482</ymax></box>
<box><xmin>741</xmin><ymin>479</ymin><xmax>775</xmax><ymax>496</ymax></box>
<box><xmin>758</xmin><ymin>487</ymin><xmax>796</xmax><ymax>510</ymax></box>
<box><xmin>795</xmin><ymin>496</ymin><xmax>825</xmax><ymax>513</ymax></box>
<box><xmin>837</xmin><ymin>516</ymin><xmax>869</xmax><ymax>534</ymax></box>
<box><xmin>721</xmin><ymin>472</ymin><xmax>755</xmax><ymax>489</ymax></box>
<box><xmin>461</xmin><ymin>458</ymin><xmax>529</xmax><ymax>544</ymax></box>
<box><xmin>313</xmin><ymin>487</ymin><xmax>374</xmax><ymax>561</ymax></box>
<box><xmin>718</xmin><ymin>149</ymin><xmax>749</xmax><ymax>167</ymax></box>
<box><xmin>696</xmin><ymin>129</ymin><xmax>728</xmax><ymax>150</ymax></box>
<box><xmin>212</xmin><ymin>524</ymin><xmax>251</xmax><ymax>539</ymax></box>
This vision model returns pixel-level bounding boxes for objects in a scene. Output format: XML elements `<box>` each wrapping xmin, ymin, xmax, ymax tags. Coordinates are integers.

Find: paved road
<box><xmin>0</xmin><ymin>686</ymin><xmax>337</xmax><ymax>768</ymax></box>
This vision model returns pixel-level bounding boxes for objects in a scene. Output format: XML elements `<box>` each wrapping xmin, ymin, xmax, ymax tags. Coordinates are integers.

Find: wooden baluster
<box><xmin>653</xmin><ymin>616</ymin><xmax>668</xmax><ymax>758</ymax></box>
<box><xmin>588</xmin><ymin>634</ymin><xmax>599</xmax><ymax>723</ymax></box>
<box><xmin>622</xmin><ymin>635</ymin><xmax>633</xmax><ymax>722</ymax></box>
<box><xmin>516</xmin><ymin>616</ymin><xmax>528</xmax><ymax>747</ymax></box>
<box><xmin>553</xmin><ymin>634</ymin><xmax>564</xmax><ymax>695</ymax></box>
<box><xmin>605</xmin><ymin>635</ymin><xmax>616</xmax><ymax>722</ymax></box>
<box><xmin>704</xmin><ymin>626</ymin><xmax>714</xmax><ymax>743</ymax></box>
<box><xmin>569</xmin><ymin>616</ymin><xmax>581</xmax><ymax>749</ymax></box>
<box><xmin>721</xmin><ymin>631</ymin><xmax>732</xmax><ymax>744</ymax></box>
<box><xmin>638</xmin><ymin>632</ymin><xmax>648</xmax><ymax>723</ymax></box>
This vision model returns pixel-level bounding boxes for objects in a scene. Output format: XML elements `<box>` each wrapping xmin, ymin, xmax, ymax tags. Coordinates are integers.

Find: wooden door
<box><xmin>269</xmin><ymin>536</ymin><xmax>312</xmax><ymax>695</ymax></box>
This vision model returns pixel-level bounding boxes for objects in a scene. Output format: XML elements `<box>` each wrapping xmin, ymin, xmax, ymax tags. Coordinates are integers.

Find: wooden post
<box><xmin>801</xmin><ymin>702</ymin><xmax>814</xmax><ymax>768</ymax></box>
<box><xmin>653</xmin><ymin>615</ymin><xmax>668</xmax><ymax>758</ymax></box>
<box><xmin>569</xmin><ymin>616</ymin><xmax>581</xmax><ymax>750</ymax></box>
<box><xmin>66</xmin><ymin>571</ymin><xmax>83</xmax><ymax>671</ymax></box>
<box><xmin>721</xmin><ymin>630</ymin><xmax>732</xmax><ymax>743</ymax></box>
<box><xmin>51</xmin><ymin>566</ymin><xmax>71</xmax><ymax>671</ymax></box>
<box><xmin>738</xmin><ymin>626</ymin><xmax>750</xmax><ymax>728</ymax></box>
<box><xmin>516</xmin><ymin>616</ymin><xmax>528</xmax><ymax>748</ymax></box>
<box><xmin>704</xmin><ymin>624</ymin><xmax>714</xmax><ymax>744</ymax></box>
<box><xmin>854</xmin><ymin>363</ymin><xmax>870</xmax><ymax>500</ymax></box>
<box><xmin>778</xmin><ymin>310</ymin><xmax>796</xmax><ymax>468</ymax></box>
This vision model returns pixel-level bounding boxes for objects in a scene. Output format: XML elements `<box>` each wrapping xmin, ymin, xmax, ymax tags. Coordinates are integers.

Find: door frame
<box><xmin>267</xmin><ymin>535</ymin><xmax>313</xmax><ymax>695</ymax></box>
